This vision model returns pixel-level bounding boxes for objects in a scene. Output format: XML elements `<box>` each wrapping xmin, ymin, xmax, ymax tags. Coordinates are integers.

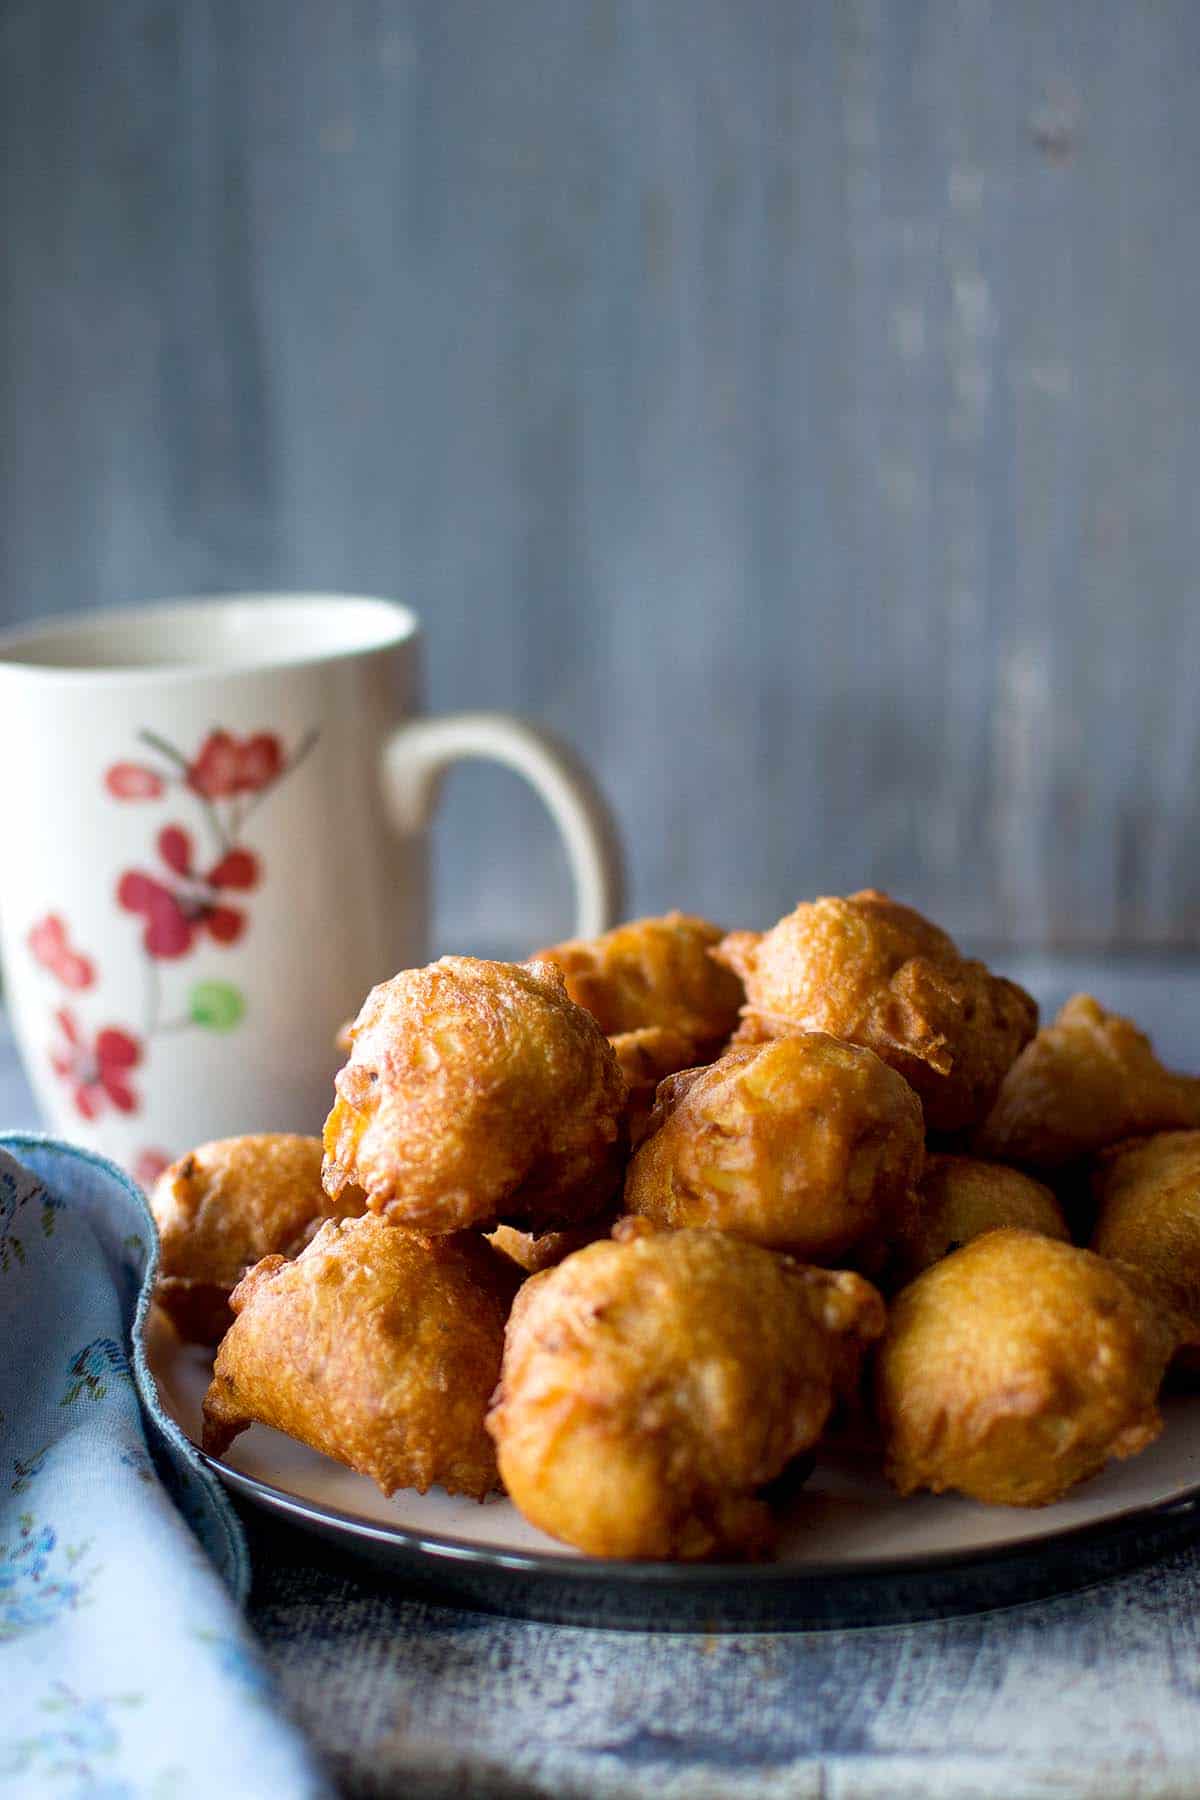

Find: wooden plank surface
<box><xmin>3</xmin><ymin>2</ymin><xmax>1200</xmax><ymax>951</ymax></box>
<box><xmin>252</xmin><ymin>1544</ymin><xmax>1200</xmax><ymax>1800</ymax></box>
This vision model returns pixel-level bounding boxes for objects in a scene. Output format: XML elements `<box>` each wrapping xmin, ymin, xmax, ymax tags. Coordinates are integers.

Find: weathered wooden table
<box><xmin>6</xmin><ymin>961</ymin><xmax>1200</xmax><ymax>1799</ymax></box>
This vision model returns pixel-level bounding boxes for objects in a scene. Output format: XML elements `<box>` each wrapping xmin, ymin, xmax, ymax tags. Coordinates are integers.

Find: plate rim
<box><xmin>199</xmin><ymin>1441</ymin><xmax>1200</xmax><ymax>1588</ymax></box>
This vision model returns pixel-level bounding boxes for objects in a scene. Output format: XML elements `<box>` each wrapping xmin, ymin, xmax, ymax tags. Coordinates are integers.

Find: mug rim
<box><xmin>0</xmin><ymin>592</ymin><xmax>419</xmax><ymax>682</ymax></box>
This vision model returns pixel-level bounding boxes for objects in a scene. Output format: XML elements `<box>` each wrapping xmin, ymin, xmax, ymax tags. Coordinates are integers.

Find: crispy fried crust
<box><xmin>886</xmin><ymin>1153</ymin><xmax>1069</xmax><ymax>1291</ymax></box>
<box><xmin>537</xmin><ymin>911</ymin><xmax>743</xmax><ymax>1047</ymax></box>
<box><xmin>537</xmin><ymin>914</ymin><xmax>744</xmax><ymax>1143</ymax></box>
<box><xmin>487</xmin><ymin>1228</ymin><xmax>885</xmax><ymax>1559</ymax></box>
<box><xmin>715</xmin><ymin>890</ymin><xmax>1037</xmax><ymax>1133</ymax></box>
<box><xmin>1091</xmin><ymin>1130</ymin><xmax>1200</xmax><ymax>1355</ymax></box>
<box><xmin>201</xmin><ymin>1214</ymin><xmax>520</xmax><ymax>1499</ymax></box>
<box><xmin>150</xmin><ymin>1133</ymin><xmax>363</xmax><ymax>1345</ymax></box>
<box><xmin>622</xmin><ymin>1033</ymin><xmax>924</xmax><ymax>1264</ymax></box>
<box><xmin>973</xmin><ymin>994</ymin><xmax>1200</xmax><ymax>1170</ymax></box>
<box><xmin>878</xmin><ymin>1229</ymin><xmax>1176</xmax><ymax>1506</ymax></box>
<box><xmin>322</xmin><ymin>957</ymin><xmax>627</xmax><ymax>1232</ymax></box>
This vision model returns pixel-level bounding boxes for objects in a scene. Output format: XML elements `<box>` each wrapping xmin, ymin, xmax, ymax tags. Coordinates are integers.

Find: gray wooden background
<box><xmin>3</xmin><ymin>0</ymin><xmax>1199</xmax><ymax>954</ymax></box>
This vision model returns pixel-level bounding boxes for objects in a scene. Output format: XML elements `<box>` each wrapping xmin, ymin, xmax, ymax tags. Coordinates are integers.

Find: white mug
<box><xmin>0</xmin><ymin>594</ymin><xmax>623</xmax><ymax>1181</ymax></box>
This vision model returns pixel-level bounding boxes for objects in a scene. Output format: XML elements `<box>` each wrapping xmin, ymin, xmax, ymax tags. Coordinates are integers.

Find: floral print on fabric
<box><xmin>0</xmin><ymin>1138</ymin><xmax>324</xmax><ymax>1796</ymax></box>
<box><xmin>0</xmin><ymin>1166</ymin><xmax>63</xmax><ymax>1274</ymax></box>
<box><xmin>0</xmin><ymin>1684</ymin><xmax>172</xmax><ymax>1798</ymax></box>
<box><xmin>0</xmin><ymin>1516</ymin><xmax>95</xmax><ymax>1641</ymax></box>
<box><xmin>11</xmin><ymin>1447</ymin><xmax>50</xmax><ymax>1496</ymax></box>
<box><xmin>60</xmin><ymin>1339</ymin><xmax>132</xmax><ymax>1407</ymax></box>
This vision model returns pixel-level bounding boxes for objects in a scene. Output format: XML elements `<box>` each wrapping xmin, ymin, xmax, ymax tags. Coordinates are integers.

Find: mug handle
<box><xmin>381</xmin><ymin>712</ymin><xmax>624</xmax><ymax>940</ymax></box>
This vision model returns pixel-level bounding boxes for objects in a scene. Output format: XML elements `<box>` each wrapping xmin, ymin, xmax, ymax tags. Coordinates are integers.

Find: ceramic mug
<box><xmin>0</xmin><ymin>594</ymin><xmax>623</xmax><ymax>1181</ymax></box>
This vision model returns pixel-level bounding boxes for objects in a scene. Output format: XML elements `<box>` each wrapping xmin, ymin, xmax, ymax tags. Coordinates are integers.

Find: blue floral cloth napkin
<box><xmin>0</xmin><ymin>1135</ymin><xmax>330</xmax><ymax>1798</ymax></box>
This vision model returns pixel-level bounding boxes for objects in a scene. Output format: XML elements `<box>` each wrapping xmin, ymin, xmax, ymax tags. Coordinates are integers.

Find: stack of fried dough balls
<box><xmin>145</xmin><ymin>891</ymin><xmax>1200</xmax><ymax>1561</ymax></box>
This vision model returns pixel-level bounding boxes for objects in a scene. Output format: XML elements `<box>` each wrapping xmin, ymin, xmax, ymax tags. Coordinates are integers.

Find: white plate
<box><xmin>147</xmin><ymin>1311</ymin><xmax>1200</xmax><ymax>1630</ymax></box>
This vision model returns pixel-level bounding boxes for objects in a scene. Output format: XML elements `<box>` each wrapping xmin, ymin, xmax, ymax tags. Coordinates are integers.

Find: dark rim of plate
<box><xmin>200</xmin><ymin>1447</ymin><xmax>1200</xmax><ymax>1586</ymax></box>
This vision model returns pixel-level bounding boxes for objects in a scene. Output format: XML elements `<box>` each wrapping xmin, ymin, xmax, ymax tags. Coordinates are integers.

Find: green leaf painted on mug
<box><xmin>189</xmin><ymin>981</ymin><xmax>246</xmax><ymax>1033</ymax></box>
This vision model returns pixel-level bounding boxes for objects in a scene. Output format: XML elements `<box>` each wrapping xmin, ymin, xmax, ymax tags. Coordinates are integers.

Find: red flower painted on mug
<box><xmin>27</xmin><ymin>915</ymin><xmax>96</xmax><ymax>991</ymax></box>
<box><xmin>50</xmin><ymin>1009</ymin><xmax>141</xmax><ymax>1120</ymax></box>
<box><xmin>186</xmin><ymin>731</ymin><xmax>284</xmax><ymax>800</ymax></box>
<box><xmin>105</xmin><ymin>762</ymin><xmax>166</xmax><ymax>801</ymax></box>
<box><xmin>133</xmin><ymin>1148</ymin><xmax>172</xmax><ymax>1190</ymax></box>
<box><xmin>116</xmin><ymin>825</ymin><xmax>260</xmax><ymax>959</ymax></box>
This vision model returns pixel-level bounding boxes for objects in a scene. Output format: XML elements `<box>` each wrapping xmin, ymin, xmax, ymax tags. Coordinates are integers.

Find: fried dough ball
<box><xmin>715</xmin><ymin>890</ymin><xmax>1037</xmax><ymax>1133</ymax></box>
<box><xmin>537</xmin><ymin>911</ymin><xmax>743</xmax><ymax>1051</ymax></box>
<box><xmin>1091</xmin><ymin>1131</ymin><xmax>1200</xmax><ymax>1361</ymax></box>
<box><xmin>878</xmin><ymin>1229</ymin><xmax>1175</xmax><ymax>1507</ymax></box>
<box><xmin>886</xmin><ymin>1153</ymin><xmax>1069</xmax><ymax>1291</ymax></box>
<box><xmin>622</xmin><ymin>1034</ymin><xmax>924</xmax><ymax>1265</ymax></box>
<box><xmin>202</xmin><ymin>1214</ymin><xmax>519</xmax><ymax>1499</ymax></box>
<box><xmin>322</xmin><ymin>957</ymin><xmax>626</xmax><ymax>1233</ymax></box>
<box><xmin>538</xmin><ymin>913</ymin><xmax>743</xmax><ymax>1141</ymax></box>
<box><xmin>487</xmin><ymin>1227</ymin><xmax>885</xmax><ymax>1559</ymax></box>
<box><xmin>150</xmin><ymin>1134</ymin><xmax>363</xmax><ymax>1345</ymax></box>
<box><xmin>973</xmin><ymin>994</ymin><xmax>1200</xmax><ymax>1171</ymax></box>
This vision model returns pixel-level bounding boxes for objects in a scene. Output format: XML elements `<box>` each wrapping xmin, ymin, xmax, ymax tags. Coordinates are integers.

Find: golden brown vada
<box><xmin>538</xmin><ymin>914</ymin><xmax>744</xmax><ymax>1140</ymax></box>
<box><xmin>150</xmin><ymin>1133</ymin><xmax>362</xmax><ymax>1344</ymax></box>
<box><xmin>973</xmin><ymin>994</ymin><xmax>1200</xmax><ymax>1170</ymax></box>
<box><xmin>1091</xmin><ymin>1130</ymin><xmax>1200</xmax><ymax>1361</ymax></box>
<box><xmin>322</xmin><ymin>957</ymin><xmax>627</xmax><ymax>1232</ymax></box>
<box><xmin>487</xmin><ymin>1227</ymin><xmax>885</xmax><ymax>1559</ymax></box>
<box><xmin>878</xmin><ymin>1229</ymin><xmax>1175</xmax><ymax>1506</ymax></box>
<box><xmin>537</xmin><ymin>911</ymin><xmax>743</xmax><ymax>1050</ymax></box>
<box><xmin>623</xmin><ymin>1033</ymin><xmax>924</xmax><ymax>1264</ymax></box>
<box><xmin>715</xmin><ymin>890</ymin><xmax>1037</xmax><ymax>1133</ymax></box>
<box><xmin>886</xmin><ymin>1153</ymin><xmax>1069</xmax><ymax>1291</ymax></box>
<box><xmin>202</xmin><ymin>1214</ymin><xmax>519</xmax><ymax>1498</ymax></box>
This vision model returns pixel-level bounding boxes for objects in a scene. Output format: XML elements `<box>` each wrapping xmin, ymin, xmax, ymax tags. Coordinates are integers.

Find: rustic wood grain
<box><xmin>3</xmin><ymin>1</ymin><xmax>1199</xmax><ymax>950</ymax></box>
<box><xmin>253</xmin><ymin>1546</ymin><xmax>1200</xmax><ymax>1799</ymax></box>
